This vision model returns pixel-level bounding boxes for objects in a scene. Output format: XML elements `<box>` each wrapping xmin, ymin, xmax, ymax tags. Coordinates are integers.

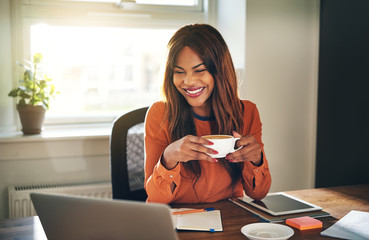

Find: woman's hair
<box><xmin>162</xmin><ymin>24</ymin><xmax>243</xmax><ymax>183</ymax></box>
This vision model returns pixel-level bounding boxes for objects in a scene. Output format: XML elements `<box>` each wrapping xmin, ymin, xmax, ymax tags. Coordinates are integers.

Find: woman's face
<box><xmin>173</xmin><ymin>46</ymin><xmax>215</xmax><ymax>116</ymax></box>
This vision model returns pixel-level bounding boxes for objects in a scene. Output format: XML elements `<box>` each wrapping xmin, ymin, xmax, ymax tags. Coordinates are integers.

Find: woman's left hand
<box><xmin>225</xmin><ymin>131</ymin><xmax>262</xmax><ymax>166</ymax></box>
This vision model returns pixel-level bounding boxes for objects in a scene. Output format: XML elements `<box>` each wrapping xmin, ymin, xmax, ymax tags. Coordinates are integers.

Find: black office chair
<box><xmin>110</xmin><ymin>107</ymin><xmax>149</xmax><ymax>201</ymax></box>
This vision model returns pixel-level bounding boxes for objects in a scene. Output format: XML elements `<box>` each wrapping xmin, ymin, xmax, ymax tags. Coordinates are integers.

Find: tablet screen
<box><xmin>239</xmin><ymin>193</ymin><xmax>322</xmax><ymax>216</ymax></box>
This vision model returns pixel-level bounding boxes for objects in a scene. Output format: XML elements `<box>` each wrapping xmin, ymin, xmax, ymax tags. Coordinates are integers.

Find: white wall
<box><xmin>0</xmin><ymin>0</ymin><xmax>16</xmax><ymax>133</ymax></box>
<box><xmin>244</xmin><ymin>0</ymin><xmax>320</xmax><ymax>191</ymax></box>
<box><xmin>217</xmin><ymin>0</ymin><xmax>246</xmax><ymax>70</ymax></box>
<box><xmin>216</xmin><ymin>0</ymin><xmax>246</xmax><ymax>87</ymax></box>
<box><xmin>0</xmin><ymin>135</ymin><xmax>111</xmax><ymax>220</ymax></box>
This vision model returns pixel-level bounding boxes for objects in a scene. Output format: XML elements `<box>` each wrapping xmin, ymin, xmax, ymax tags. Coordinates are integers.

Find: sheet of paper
<box><xmin>176</xmin><ymin>210</ymin><xmax>223</xmax><ymax>231</ymax></box>
<box><xmin>321</xmin><ymin>210</ymin><xmax>369</xmax><ymax>240</ymax></box>
<box><xmin>170</xmin><ymin>208</ymin><xmax>193</xmax><ymax>229</ymax></box>
<box><xmin>170</xmin><ymin>209</ymin><xmax>223</xmax><ymax>232</ymax></box>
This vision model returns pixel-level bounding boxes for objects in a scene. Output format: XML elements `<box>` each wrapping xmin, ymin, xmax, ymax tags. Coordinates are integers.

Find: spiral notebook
<box><xmin>171</xmin><ymin>209</ymin><xmax>223</xmax><ymax>232</ymax></box>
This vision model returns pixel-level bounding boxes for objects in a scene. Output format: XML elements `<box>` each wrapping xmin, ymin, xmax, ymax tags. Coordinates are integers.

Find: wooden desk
<box><xmin>286</xmin><ymin>184</ymin><xmax>369</xmax><ymax>219</ymax></box>
<box><xmin>1</xmin><ymin>184</ymin><xmax>368</xmax><ymax>240</ymax></box>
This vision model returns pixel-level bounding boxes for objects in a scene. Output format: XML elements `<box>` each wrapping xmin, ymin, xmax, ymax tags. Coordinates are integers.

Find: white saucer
<box><xmin>241</xmin><ymin>223</ymin><xmax>294</xmax><ymax>240</ymax></box>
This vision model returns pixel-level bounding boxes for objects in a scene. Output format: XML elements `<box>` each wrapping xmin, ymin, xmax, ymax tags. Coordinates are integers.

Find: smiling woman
<box><xmin>144</xmin><ymin>24</ymin><xmax>271</xmax><ymax>204</ymax></box>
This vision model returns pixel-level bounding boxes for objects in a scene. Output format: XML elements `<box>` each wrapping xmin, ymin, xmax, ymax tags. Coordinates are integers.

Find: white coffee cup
<box><xmin>202</xmin><ymin>135</ymin><xmax>242</xmax><ymax>158</ymax></box>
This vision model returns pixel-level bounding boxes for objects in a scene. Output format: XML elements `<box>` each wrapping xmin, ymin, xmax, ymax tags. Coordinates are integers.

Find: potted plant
<box><xmin>8</xmin><ymin>53</ymin><xmax>58</xmax><ymax>135</ymax></box>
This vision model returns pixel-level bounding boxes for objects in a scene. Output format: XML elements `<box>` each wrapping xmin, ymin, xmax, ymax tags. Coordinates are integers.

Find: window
<box><xmin>16</xmin><ymin>0</ymin><xmax>210</xmax><ymax>125</ymax></box>
<box><xmin>30</xmin><ymin>25</ymin><xmax>174</xmax><ymax>123</ymax></box>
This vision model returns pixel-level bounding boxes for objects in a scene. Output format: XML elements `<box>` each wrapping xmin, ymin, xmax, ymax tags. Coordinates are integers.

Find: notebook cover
<box><xmin>286</xmin><ymin>216</ymin><xmax>323</xmax><ymax>230</ymax></box>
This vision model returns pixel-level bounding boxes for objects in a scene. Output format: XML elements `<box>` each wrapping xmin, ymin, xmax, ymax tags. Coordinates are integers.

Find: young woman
<box><xmin>144</xmin><ymin>24</ymin><xmax>271</xmax><ymax>203</ymax></box>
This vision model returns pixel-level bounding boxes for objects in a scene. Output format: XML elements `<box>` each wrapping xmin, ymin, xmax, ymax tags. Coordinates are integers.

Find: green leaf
<box><xmin>33</xmin><ymin>53</ymin><xmax>43</xmax><ymax>64</ymax></box>
<box><xmin>24</xmin><ymin>70</ymin><xmax>33</xmax><ymax>82</ymax></box>
<box><xmin>39</xmin><ymin>80</ymin><xmax>46</xmax><ymax>88</ymax></box>
<box><xmin>35</xmin><ymin>93</ymin><xmax>44</xmax><ymax>100</ymax></box>
<box><xmin>20</xmin><ymin>92</ymin><xmax>31</xmax><ymax>99</ymax></box>
<box><xmin>19</xmin><ymin>99</ymin><xmax>26</xmax><ymax>105</ymax></box>
<box><xmin>50</xmin><ymin>85</ymin><xmax>55</xmax><ymax>95</ymax></box>
<box><xmin>8</xmin><ymin>89</ymin><xmax>19</xmax><ymax>97</ymax></box>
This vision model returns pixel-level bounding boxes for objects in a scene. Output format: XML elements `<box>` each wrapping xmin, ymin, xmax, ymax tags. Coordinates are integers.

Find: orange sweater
<box><xmin>144</xmin><ymin>100</ymin><xmax>271</xmax><ymax>204</ymax></box>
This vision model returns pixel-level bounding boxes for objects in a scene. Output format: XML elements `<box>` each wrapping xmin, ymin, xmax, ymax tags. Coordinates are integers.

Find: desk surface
<box><xmin>1</xmin><ymin>184</ymin><xmax>368</xmax><ymax>240</ymax></box>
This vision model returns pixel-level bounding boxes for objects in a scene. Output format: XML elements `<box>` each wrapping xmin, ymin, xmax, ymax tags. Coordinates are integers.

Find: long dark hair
<box><xmin>162</xmin><ymin>24</ymin><xmax>243</xmax><ymax>184</ymax></box>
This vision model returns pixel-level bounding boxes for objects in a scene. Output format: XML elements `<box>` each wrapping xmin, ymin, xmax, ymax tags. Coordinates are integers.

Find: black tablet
<box><xmin>238</xmin><ymin>192</ymin><xmax>322</xmax><ymax>216</ymax></box>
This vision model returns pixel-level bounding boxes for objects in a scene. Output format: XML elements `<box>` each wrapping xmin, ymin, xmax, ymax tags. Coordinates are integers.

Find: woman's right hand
<box><xmin>161</xmin><ymin>135</ymin><xmax>218</xmax><ymax>169</ymax></box>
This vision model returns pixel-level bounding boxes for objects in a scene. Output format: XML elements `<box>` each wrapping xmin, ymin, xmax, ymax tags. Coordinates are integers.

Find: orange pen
<box><xmin>172</xmin><ymin>207</ymin><xmax>215</xmax><ymax>215</ymax></box>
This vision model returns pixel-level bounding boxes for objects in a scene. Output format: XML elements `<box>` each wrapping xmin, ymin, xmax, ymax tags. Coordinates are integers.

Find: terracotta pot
<box><xmin>16</xmin><ymin>104</ymin><xmax>46</xmax><ymax>135</ymax></box>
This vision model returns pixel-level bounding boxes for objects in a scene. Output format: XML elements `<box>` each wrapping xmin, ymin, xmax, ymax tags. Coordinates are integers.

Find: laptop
<box><xmin>30</xmin><ymin>192</ymin><xmax>178</xmax><ymax>240</ymax></box>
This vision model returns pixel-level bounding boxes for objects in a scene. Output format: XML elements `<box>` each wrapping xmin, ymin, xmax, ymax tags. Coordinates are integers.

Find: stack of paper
<box><xmin>286</xmin><ymin>216</ymin><xmax>323</xmax><ymax>230</ymax></box>
<box><xmin>321</xmin><ymin>210</ymin><xmax>369</xmax><ymax>240</ymax></box>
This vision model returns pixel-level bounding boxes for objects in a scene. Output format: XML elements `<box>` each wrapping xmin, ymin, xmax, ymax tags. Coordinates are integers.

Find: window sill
<box><xmin>0</xmin><ymin>123</ymin><xmax>112</xmax><ymax>143</ymax></box>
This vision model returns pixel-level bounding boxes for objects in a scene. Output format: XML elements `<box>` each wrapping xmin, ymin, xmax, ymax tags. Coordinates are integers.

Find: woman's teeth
<box><xmin>186</xmin><ymin>87</ymin><xmax>204</xmax><ymax>94</ymax></box>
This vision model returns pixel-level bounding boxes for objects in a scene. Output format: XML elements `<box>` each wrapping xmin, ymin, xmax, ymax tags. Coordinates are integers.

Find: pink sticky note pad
<box><xmin>286</xmin><ymin>216</ymin><xmax>322</xmax><ymax>230</ymax></box>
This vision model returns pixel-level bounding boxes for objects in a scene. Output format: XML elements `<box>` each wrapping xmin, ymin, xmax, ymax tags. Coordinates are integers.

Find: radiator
<box><xmin>8</xmin><ymin>181</ymin><xmax>112</xmax><ymax>219</ymax></box>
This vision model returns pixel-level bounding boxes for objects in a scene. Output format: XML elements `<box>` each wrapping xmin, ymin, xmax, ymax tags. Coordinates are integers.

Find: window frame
<box><xmin>116</xmin><ymin>0</ymin><xmax>204</xmax><ymax>12</ymax></box>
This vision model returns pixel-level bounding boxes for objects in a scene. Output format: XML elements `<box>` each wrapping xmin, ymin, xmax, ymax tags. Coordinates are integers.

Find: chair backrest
<box><xmin>110</xmin><ymin>107</ymin><xmax>149</xmax><ymax>201</ymax></box>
